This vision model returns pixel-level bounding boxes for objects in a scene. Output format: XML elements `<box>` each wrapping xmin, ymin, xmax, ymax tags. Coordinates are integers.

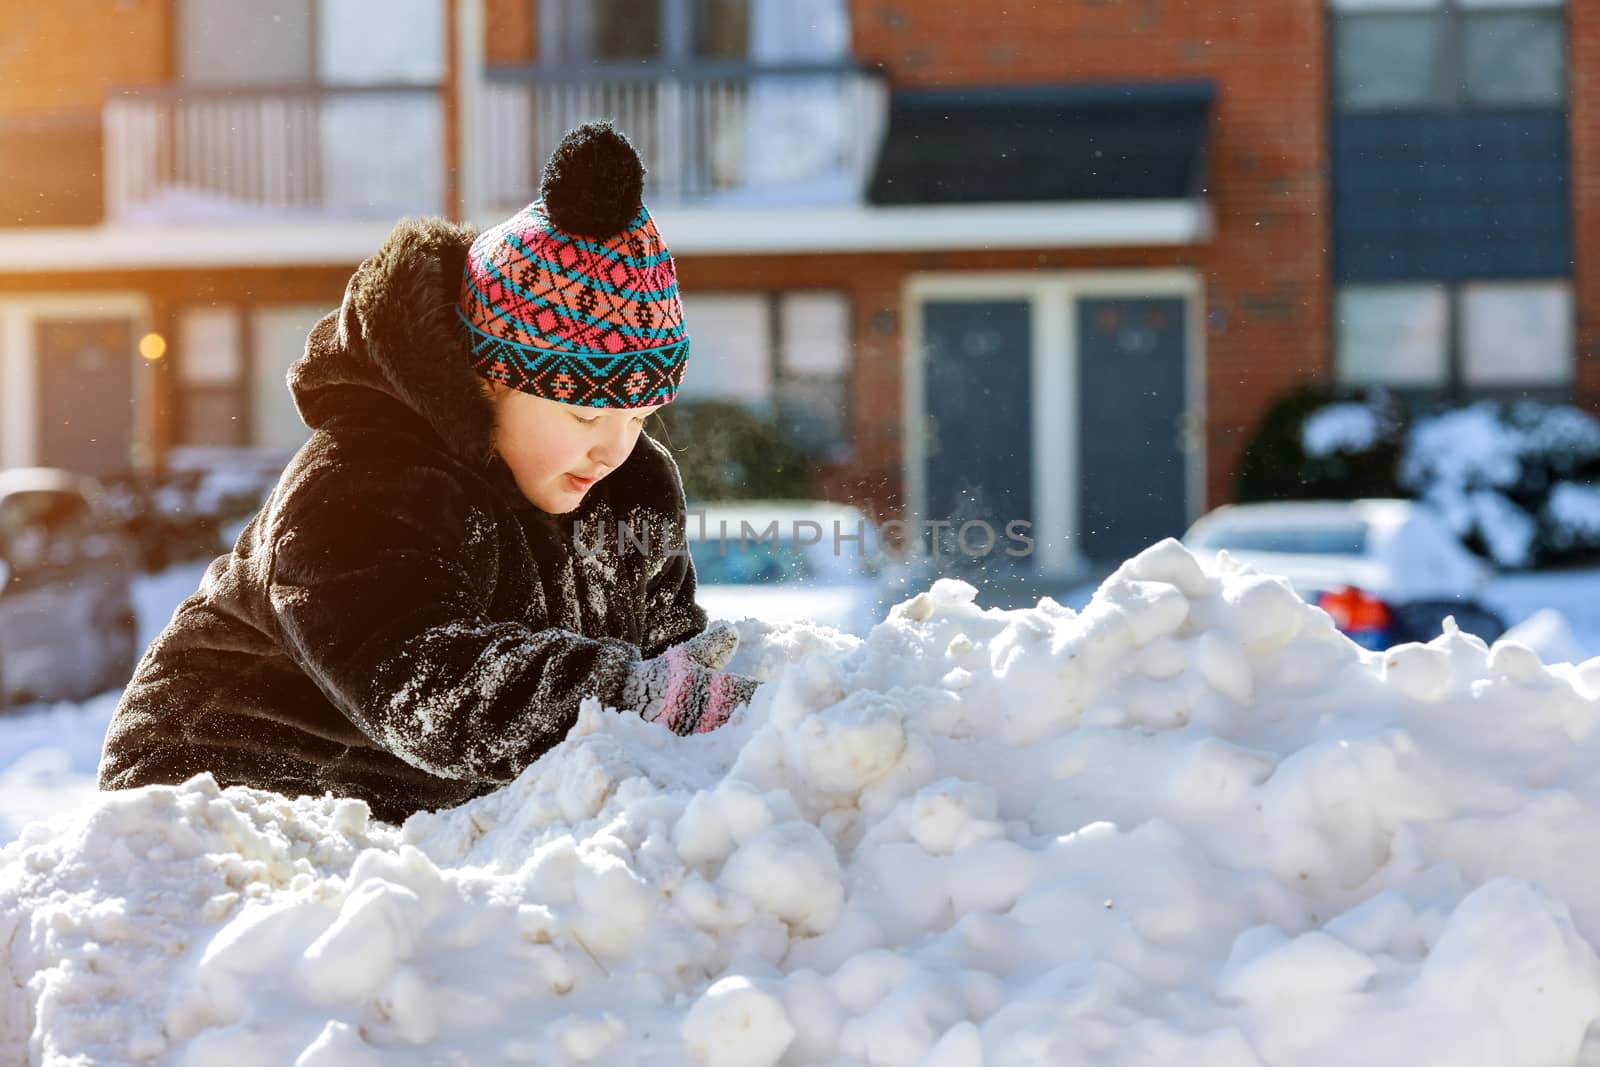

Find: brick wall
<box><xmin>485</xmin><ymin>0</ymin><xmax>537</xmax><ymax>65</ymax></box>
<box><xmin>851</xmin><ymin>0</ymin><xmax>1332</xmax><ymax>510</ymax></box>
<box><xmin>1572</xmin><ymin>1</ymin><xmax>1600</xmax><ymax>405</ymax></box>
<box><xmin>0</xmin><ymin>2</ymin><xmax>168</xmax><ymax>115</ymax></box>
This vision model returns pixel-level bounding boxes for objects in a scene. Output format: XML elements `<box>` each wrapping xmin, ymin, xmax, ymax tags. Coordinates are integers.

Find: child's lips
<box><xmin>565</xmin><ymin>473</ymin><xmax>597</xmax><ymax>491</ymax></box>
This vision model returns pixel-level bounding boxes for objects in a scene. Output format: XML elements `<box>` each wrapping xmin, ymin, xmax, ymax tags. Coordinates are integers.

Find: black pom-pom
<box><xmin>539</xmin><ymin>121</ymin><xmax>646</xmax><ymax>239</ymax></box>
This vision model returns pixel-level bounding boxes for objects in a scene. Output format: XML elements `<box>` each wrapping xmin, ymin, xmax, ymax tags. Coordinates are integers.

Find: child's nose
<box><xmin>588</xmin><ymin>424</ymin><xmax>633</xmax><ymax>468</ymax></box>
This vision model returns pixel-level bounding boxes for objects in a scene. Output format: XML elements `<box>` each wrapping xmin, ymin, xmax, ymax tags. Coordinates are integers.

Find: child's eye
<box><xmin>573</xmin><ymin>413</ymin><xmax>600</xmax><ymax>426</ymax></box>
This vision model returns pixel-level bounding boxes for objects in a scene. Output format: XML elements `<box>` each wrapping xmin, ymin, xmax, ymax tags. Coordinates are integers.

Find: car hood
<box><xmin>696</xmin><ymin>584</ymin><xmax>874</xmax><ymax>636</ymax></box>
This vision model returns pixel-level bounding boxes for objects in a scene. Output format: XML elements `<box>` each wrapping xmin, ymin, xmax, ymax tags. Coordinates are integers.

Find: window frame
<box><xmin>537</xmin><ymin>0</ymin><xmax>747</xmax><ymax>66</ymax></box>
<box><xmin>670</xmin><ymin>288</ymin><xmax>854</xmax><ymax>460</ymax></box>
<box><xmin>1328</xmin><ymin>0</ymin><xmax>1568</xmax><ymax>114</ymax></box>
<box><xmin>175</xmin><ymin>305</ymin><xmax>252</xmax><ymax>447</ymax></box>
<box><xmin>1335</xmin><ymin>278</ymin><xmax>1575</xmax><ymax>398</ymax></box>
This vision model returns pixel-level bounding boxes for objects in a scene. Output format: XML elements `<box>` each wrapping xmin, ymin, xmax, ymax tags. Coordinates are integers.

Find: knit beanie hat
<box><xmin>458</xmin><ymin>122</ymin><xmax>688</xmax><ymax>408</ymax></box>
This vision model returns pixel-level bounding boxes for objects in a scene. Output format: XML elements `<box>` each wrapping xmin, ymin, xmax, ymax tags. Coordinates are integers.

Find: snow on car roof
<box><xmin>1186</xmin><ymin>498</ymin><xmax>1420</xmax><ymax>540</ymax></box>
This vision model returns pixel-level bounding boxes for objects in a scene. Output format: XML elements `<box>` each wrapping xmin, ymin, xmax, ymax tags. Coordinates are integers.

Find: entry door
<box><xmin>36</xmin><ymin>319</ymin><xmax>136</xmax><ymax>477</ymax></box>
<box><xmin>921</xmin><ymin>300</ymin><xmax>1034</xmax><ymax>564</ymax></box>
<box><xmin>1076</xmin><ymin>296</ymin><xmax>1189</xmax><ymax>564</ymax></box>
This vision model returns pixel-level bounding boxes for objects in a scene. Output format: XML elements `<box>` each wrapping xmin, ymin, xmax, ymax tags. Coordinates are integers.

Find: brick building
<box><xmin>0</xmin><ymin>0</ymin><xmax>1588</xmax><ymax>573</ymax></box>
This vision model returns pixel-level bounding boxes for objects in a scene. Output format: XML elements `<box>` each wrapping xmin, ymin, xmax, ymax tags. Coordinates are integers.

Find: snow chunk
<box><xmin>683</xmin><ymin>976</ymin><xmax>796</xmax><ymax>1067</ymax></box>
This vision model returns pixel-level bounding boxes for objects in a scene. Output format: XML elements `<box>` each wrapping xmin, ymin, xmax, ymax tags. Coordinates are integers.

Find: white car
<box><xmin>687</xmin><ymin>500</ymin><xmax>900</xmax><ymax>636</ymax></box>
<box><xmin>0</xmin><ymin>468</ymin><xmax>141</xmax><ymax>707</ymax></box>
<box><xmin>1181</xmin><ymin>499</ymin><xmax>1505</xmax><ymax>649</ymax></box>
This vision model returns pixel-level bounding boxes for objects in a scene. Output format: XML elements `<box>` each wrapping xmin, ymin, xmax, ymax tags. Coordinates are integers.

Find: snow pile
<box><xmin>9</xmin><ymin>541</ymin><xmax>1600</xmax><ymax>1066</ymax></box>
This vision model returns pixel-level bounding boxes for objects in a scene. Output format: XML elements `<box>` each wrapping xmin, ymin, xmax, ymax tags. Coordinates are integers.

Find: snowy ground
<box><xmin>0</xmin><ymin>562</ymin><xmax>207</xmax><ymax>842</ymax></box>
<box><xmin>7</xmin><ymin>543</ymin><xmax>1600</xmax><ymax>1064</ymax></box>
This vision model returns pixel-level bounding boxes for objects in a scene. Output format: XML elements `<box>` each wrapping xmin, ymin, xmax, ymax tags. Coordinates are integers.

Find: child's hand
<box><xmin>624</xmin><ymin>622</ymin><xmax>759</xmax><ymax>735</ymax></box>
<box><xmin>675</xmin><ymin>620</ymin><xmax>740</xmax><ymax>671</ymax></box>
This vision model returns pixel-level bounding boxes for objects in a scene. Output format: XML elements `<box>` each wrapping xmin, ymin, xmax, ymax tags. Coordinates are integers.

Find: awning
<box><xmin>868</xmin><ymin>81</ymin><xmax>1214</xmax><ymax>206</ymax></box>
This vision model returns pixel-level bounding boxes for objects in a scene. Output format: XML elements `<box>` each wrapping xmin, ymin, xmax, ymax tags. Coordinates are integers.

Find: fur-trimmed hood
<box><xmin>290</xmin><ymin>217</ymin><xmax>495</xmax><ymax>466</ymax></box>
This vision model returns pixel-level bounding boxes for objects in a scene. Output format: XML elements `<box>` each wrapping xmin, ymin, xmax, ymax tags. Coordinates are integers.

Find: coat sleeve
<box><xmin>267</xmin><ymin>458</ymin><xmax>640</xmax><ymax>784</ymax></box>
<box><xmin>634</xmin><ymin>438</ymin><xmax>710</xmax><ymax>659</ymax></box>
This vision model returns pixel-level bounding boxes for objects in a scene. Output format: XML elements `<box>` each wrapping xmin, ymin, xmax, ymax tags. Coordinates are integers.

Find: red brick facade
<box><xmin>1572</xmin><ymin>0</ymin><xmax>1600</xmax><ymax>405</ymax></box>
<box><xmin>2</xmin><ymin>0</ymin><xmax>1594</xmax><ymax>527</ymax></box>
<box><xmin>845</xmin><ymin>1</ymin><xmax>1332</xmax><ymax>511</ymax></box>
<box><xmin>0</xmin><ymin>3</ymin><xmax>169</xmax><ymax>114</ymax></box>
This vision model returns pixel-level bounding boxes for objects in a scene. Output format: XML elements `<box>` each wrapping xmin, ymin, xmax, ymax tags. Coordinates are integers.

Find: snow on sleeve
<box><xmin>9</xmin><ymin>538</ymin><xmax>1600</xmax><ymax>1065</ymax></box>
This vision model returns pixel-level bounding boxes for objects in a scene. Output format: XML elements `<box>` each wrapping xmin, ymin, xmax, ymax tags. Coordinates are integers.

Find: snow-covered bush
<box><xmin>1240</xmin><ymin>393</ymin><xmax>1600</xmax><ymax>569</ymax></box>
<box><xmin>1235</xmin><ymin>385</ymin><xmax>1406</xmax><ymax>503</ymax></box>
<box><xmin>1398</xmin><ymin>401</ymin><xmax>1600</xmax><ymax>568</ymax></box>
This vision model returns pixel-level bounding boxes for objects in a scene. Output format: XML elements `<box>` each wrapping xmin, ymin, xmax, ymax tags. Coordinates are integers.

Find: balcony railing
<box><xmin>478</xmin><ymin>61</ymin><xmax>887</xmax><ymax>217</ymax></box>
<box><xmin>104</xmin><ymin>84</ymin><xmax>445</xmax><ymax>223</ymax></box>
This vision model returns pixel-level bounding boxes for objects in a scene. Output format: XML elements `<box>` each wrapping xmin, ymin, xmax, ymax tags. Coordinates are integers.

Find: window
<box><xmin>776</xmin><ymin>293</ymin><xmax>850</xmax><ymax>456</ymax></box>
<box><xmin>1460</xmin><ymin>281</ymin><xmax>1573</xmax><ymax>386</ymax></box>
<box><xmin>540</xmin><ymin>0</ymin><xmax>748</xmax><ymax>64</ymax></box>
<box><xmin>178</xmin><ymin>308</ymin><xmax>246</xmax><ymax>446</ymax></box>
<box><xmin>179</xmin><ymin>304</ymin><xmax>328</xmax><ymax>450</ymax></box>
<box><xmin>180</xmin><ymin>0</ymin><xmax>314</xmax><ymax>84</ymax></box>
<box><xmin>1337</xmin><ymin>280</ymin><xmax>1573</xmax><ymax>392</ymax></box>
<box><xmin>1460</xmin><ymin>11</ymin><xmax>1566</xmax><ymax>106</ymax></box>
<box><xmin>686</xmin><ymin>535</ymin><xmax>815</xmax><ymax>584</ymax></box>
<box><xmin>181</xmin><ymin>0</ymin><xmax>443</xmax><ymax>85</ymax></box>
<box><xmin>1336</xmin><ymin>284</ymin><xmax>1449</xmax><ymax>386</ymax></box>
<box><xmin>674</xmin><ymin>291</ymin><xmax>852</xmax><ymax>458</ymax></box>
<box><xmin>1189</xmin><ymin>522</ymin><xmax>1371</xmax><ymax>557</ymax></box>
<box><xmin>537</xmin><ymin>0</ymin><xmax>847</xmax><ymax>65</ymax></box>
<box><xmin>1330</xmin><ymin>0</ymin><xmax>1566</xmax><ymax>111</ymax></box>
<box><xmin>694</xmin><ymin>0</ymin><xmax>752</xmax><ymax>60</ymax></box>
<box><xmin>1334</xmin><ymin>13</ymin><xmax>1445</xmax><ymax>110</ymax></box>
<box><xmin>676</xmin><ymin>295</ymin><xmax>773</xmax><ymax>407</ymax></box>
<box><xmin>252</xmin><ymin>307</ymin><xmax>325</xmax><ymax>452</ymax></box>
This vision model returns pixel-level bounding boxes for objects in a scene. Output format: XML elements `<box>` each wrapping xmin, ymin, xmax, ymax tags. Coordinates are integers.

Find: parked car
<box><xmin>687</xmin><ymin>500</ymin><xmax>905</xmax><ymax>636</ymax></box>
<box><xmin>0</xmin><ymin>468</ymin><xmax>142</xmax><ymax>708</ymax></box>
<box><xmin>1182</xmin><ymin>498</ymin><xmax>1507</xmax><ymax>649</ymax></box>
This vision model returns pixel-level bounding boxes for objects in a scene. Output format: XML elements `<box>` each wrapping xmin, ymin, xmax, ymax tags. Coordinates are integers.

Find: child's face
<box><xmin>487</xmin><ymin>383</ymin><xmax>662</xmax><ymax>513</ymax></box>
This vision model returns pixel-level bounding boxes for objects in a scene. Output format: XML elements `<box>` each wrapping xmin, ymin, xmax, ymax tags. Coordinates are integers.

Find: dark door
<box><xmin>36</xmin><ymin>319</ymin><xmax>136</xmax><ymax>477</ymax></box>
<box><xmin>1077</xmin><ymin>296</ymin><xmax>1189</xmax><ymax>564</ymax></box>
<box><xmin>921</xmin><ymin>300</ymin><xmax>1033</xmax><ymax>567</ymax></box>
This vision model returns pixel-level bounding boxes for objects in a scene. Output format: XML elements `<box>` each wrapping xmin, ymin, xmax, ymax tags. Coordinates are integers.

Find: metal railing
<box><xmin>104</xmin><ymin>83</ymin><xmax>445</xmax><ymax>222</ymax></box>
<box><xmin>478</xmin><ymin>61</ymin><xmax>887</xmax><ymax>216</ymax></box>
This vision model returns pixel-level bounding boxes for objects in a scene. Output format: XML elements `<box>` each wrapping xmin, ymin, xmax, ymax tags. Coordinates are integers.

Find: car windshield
<box><xmin>1190</xmin><ymin>521</ymin><xmax>1370</xmax><ymax>556</ymax></box>
<box><xmin>687</xmin><ymin>537</ymin><xmax>818</xmax><ymax>585</ymax></box>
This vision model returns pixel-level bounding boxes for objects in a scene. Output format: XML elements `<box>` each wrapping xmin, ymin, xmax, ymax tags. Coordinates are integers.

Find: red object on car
<box><xmin>1317</xmin><ymin>586</ymin><xmax>1394</xmax><ymax>649</ymax></box>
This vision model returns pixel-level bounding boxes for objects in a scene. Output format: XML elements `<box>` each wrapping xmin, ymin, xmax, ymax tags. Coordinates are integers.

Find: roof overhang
<box><xmin>0</xmin><ymin>198</ymin><xmax>1210</xmax><ymax>273</ymax></box>
<box><xmin>869</xmin><ymin>81</ymin><xmax>1215</xmax><ymax>207</ymax></box>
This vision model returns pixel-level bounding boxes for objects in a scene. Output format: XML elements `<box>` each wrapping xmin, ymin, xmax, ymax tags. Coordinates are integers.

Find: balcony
<box><xmin>476</xmin><ymin>61</ymin><xmax>888</xmax><ymax>218</ymax></box>
<box><xmin>103</xmin><ymin>84</ymin><xmax>446</xmax><ymax>223</ymax></box>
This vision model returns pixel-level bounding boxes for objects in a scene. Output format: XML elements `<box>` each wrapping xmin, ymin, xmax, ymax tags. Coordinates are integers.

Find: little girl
<box><xmin>99</xmin><ymin>123</ymin><xmax>759</xmax><ymax>824</ymax></box>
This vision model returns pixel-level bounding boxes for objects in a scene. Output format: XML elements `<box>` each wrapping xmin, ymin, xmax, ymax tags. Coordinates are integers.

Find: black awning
<box><xmin>867</xmin><ymin>81</ymin><xmax>1214</xmax><ymax>206</ymax></box>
